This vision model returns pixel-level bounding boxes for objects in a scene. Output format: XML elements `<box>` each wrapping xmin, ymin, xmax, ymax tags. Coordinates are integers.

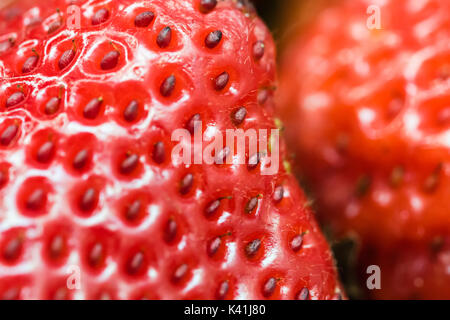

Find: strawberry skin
<box><xmin>279</xmin><ymin>0</ymin><xmax>450</xmax><ymax>298</ymax></box>
<box><xmin>0</xmin><ymin>0</ymin><xmax>342</xmax><ymax>299</ymax></box>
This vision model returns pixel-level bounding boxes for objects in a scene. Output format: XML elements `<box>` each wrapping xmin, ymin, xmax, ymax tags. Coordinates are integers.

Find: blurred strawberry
<box><xmin>279</xmin><ymin>0</ymin><xmax>450</xmax><ymax>298</ymax></box>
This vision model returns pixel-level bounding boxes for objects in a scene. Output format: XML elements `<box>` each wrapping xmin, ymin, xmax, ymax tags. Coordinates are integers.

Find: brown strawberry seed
<box><xmin>245</xmin><ymin>196</ymin><xmax>259</xmax><ymax>213</ymax></box>
<box><xmin>123</xmin><ymin>100</ymin><xmax>139</xmax><ymax>122</ymax></box>
<box><xmin>186</xmin><ymin>113</ymin><xmax>201</xmax><ymax>135</ymax></box>
<box><xmin>92</xmin><ymin>8</ymin><xmax>110</xmax><ymax>25</ymax></box>
<box><xmin>125</xmin><ymin>200</ymin><xmax>141</xmax><ymax>222</ymax></box>
<box><xmin>205</xmin><ymin>30</ymin><xmax>222</xmax><ymax>48</ymax></box>
<box><xmin>83</xmin><ymin>97</ymin><xmax>103</xmax><ymax>119</ymax></box>
<box><xmin>273</xmin><ymin>186</ymin><xmax>284</xmax><ymax>203</ymax></box>
<box><xmin>127</xmin><ymin>251</ymin><xmax>145</xmax><ymax>275</ymax></box>
<box><xmin>22</xmin><ymin>55</ymin><xmax>39</xmax><ymax>73</ymax></box>
<box><xmin>26</xmin><ymin>189</ymin><xmax>46</xmax><ymax>211</ymax></box>
<box><xmin>245</xmin><ymin>239</ymin><xmax>261</xmax><ymax>258</ymax></box>
<box><xmin>205</xmin><ymin>199</ymin><xmax>221</xmax><ymax>217</ymax></box>
<box><xmin>248</xmin><ymin>153</ymin><xmax>261</xmax><ymax>170</ymax></box>
<box><xmin>45</xmin><ymin>97</ymin><xmax>61</xmax><ymax>115</ymax></box>
<box><xmin>164</xmin><ymin>219</ymin><xmax>177</xmax><ymax>243</ymax></box>
<box><xmin>152</xmin><ymin>142</ymin><xmax>166</xmax><ymax>164</ymax></box>
<box><xmin>100</xmin><ymin>50</ymin><xmax>120</xmax><ymax>70</ymax></box>
<box><xmin>120</xmin><ymin>153</ymin><xmax>139</xmax><ymax>175</ymax></box>
<box><xmin>200</xmin><ymin>0</ymin><xmax>217</xmax><ymax>13</ymax></box>
<box><xmin>290</xmin><ymin>234</ymin><xmax>304</xmax><ymax>252</ymax></box>
<box><xmin>231</xmin><ymin>107</ymin><xmax>247</xmax><ymax>126</ymax></box>
<box><xmin>172</xmin><ymin>264</ymin><xmax>189</xmax><ymax>283</ymax></box>
<box><xmin>157</xmin><ymin>27</ymin><xmax>172</xmax><ymax>48</ymax></box>
<box><xmin>179</xmin><ymin>173</ymin><xmax>194</xmax><ymax>195</ymax></box>
<box><xmin>216</xmin><ymin>280</ymin><xmax>229</xmax><ymax>300</ymax></box>
<box><xmin>134</xmin><ymin>11</ymin><xmax>155</xmax><ymax>27</ymax></box>
<box><xmin>49</xmin><ymin>235</ymin><xmax>64</xmax><ymax>260</ymax></box>
<box><xmin>262</xmin><ymin>278</ymin><xmax>277</xmax><ymax>297</ymax></box>
<box><xmin>88</xmin><ymin>243</ymin><xmax>104</xmax><ymax>268</ymax></box>
<box><xmin>3</xmin><ymin>237</ymin><xmax>22</xmax><ymax>261</ymax></box>
<box><xmin>214</xmin><ymin>72</ymin><xmax>229</xmax><ymax>91</ymax></box>
<box><xmin>79</xmin><ymin>188</ymin><xmax>98</xmax><ymax>212</ymax></box>
<box><xmin>207</xmin><ymin>236</ymin><xmax>221</xmax><ymax>257</ymax></box>
<box><xmin>73</xmin><ymin>149</ymin><xmax>89</xmax><ymax>170</ymax></box>
<box><xmin>160</xmin><ymin>75</ymin><xmax>176</xmax><ymax>97</ymax></box>
<box><xmin>252</xmin><ymin>41</ymin><xmax>265</xmax><ymax>60</ymax></box>
<box><xmin>296</xmin><ymin>287</ymin><xmax>309</xmax><ymax>300</ymax></box>
<box><xmin>58</xmin><ymin>49</ymin><xmax>75</xmax><ymax>70</ymax></box>
<box><xmin>36</xmin><ymin>141</ymin><xmax>55</xmax><ymax>163</ymax></box>
<box><xmin>1</xmin><ymin>124</ymin><xmax>19</xmax><ymax>146</ymax></box>
<box><xmin>6</xmin><ymin>92</ymin><xmax>25</xmax><ymax>108</ymax></box>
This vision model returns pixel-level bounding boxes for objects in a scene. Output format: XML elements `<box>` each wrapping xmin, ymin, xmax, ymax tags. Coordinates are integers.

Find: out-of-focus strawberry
<box><xmin>0</xmin><ymin>0</ymin><xmax>342</xmax><ymax>300</ymax></box>
<box><xmin>279</xmin><ymin>0</ymin><xmax>450</xmax><ymax>298</ymax></box>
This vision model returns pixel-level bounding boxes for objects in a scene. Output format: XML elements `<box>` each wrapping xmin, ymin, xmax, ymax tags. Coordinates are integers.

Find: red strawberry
<box><xmin>279</xmin><ymin>0</ymin><xmax>450</xmax><ymax>298</ymax></box>
<box><xmin>0</xmin><ymin>0</ymin><xmax>342</xmax><ymax>300</ymax></box>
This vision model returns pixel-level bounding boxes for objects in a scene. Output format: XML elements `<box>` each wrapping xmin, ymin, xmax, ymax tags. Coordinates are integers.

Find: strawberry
<box><xmin>0</xmin><ymin>0</ymin><xmax>342</xmax><ymax>300</ymax></box>
<box><xmin>279</xmin><ymin>0</ymin><xmax>450</xmax><ymax>298</ymax></box>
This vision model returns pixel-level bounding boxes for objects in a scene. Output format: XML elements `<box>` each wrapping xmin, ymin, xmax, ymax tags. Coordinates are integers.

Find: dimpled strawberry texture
<box><xmin>0</xmin><ymin>0</ymin><xmax>342</xmax><ymax>300</ymax></box>
<box><xmin>279</xmin><ymin>0</ymin><xmax>450</xmax><ymax>298</ymax></box>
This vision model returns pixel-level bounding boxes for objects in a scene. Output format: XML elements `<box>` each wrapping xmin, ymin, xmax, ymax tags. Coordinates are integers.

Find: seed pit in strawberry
<box><xmin>26</xmin><ymin>129</ymin><xmax>58</xmax><ymax>168</ymax></box>
<box><xmin>417</xmin><ymin>94</ymin><xmax>450</xmax><ymax>133</ymax></box>
<box><xmin>17</xmin><ymin>177</ymin><xmax>52</xmax><ymax>217</ymax></box>
<box><xmin>150</xmin><ymin>65</ymin><xmax>192</xmax><ymax>103</ymax></box>
<box><xmin>415</xmin><ymin>52</ymin><xmax>450</xmax><ymax>89</ymax></box>
<box><xmin>63</xmin><ymin>133</ymin><xmax>96</xmax><ymax>175</ymax></box>
<box><xmin>112</xmin><ymin>81</ymin><xmax>150</xmax><ymax>126</ymax></box>
<box><xmin>71</xmin><ymin>177</ymin><xmax>105</xmax><ymax>216</ymax></box>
